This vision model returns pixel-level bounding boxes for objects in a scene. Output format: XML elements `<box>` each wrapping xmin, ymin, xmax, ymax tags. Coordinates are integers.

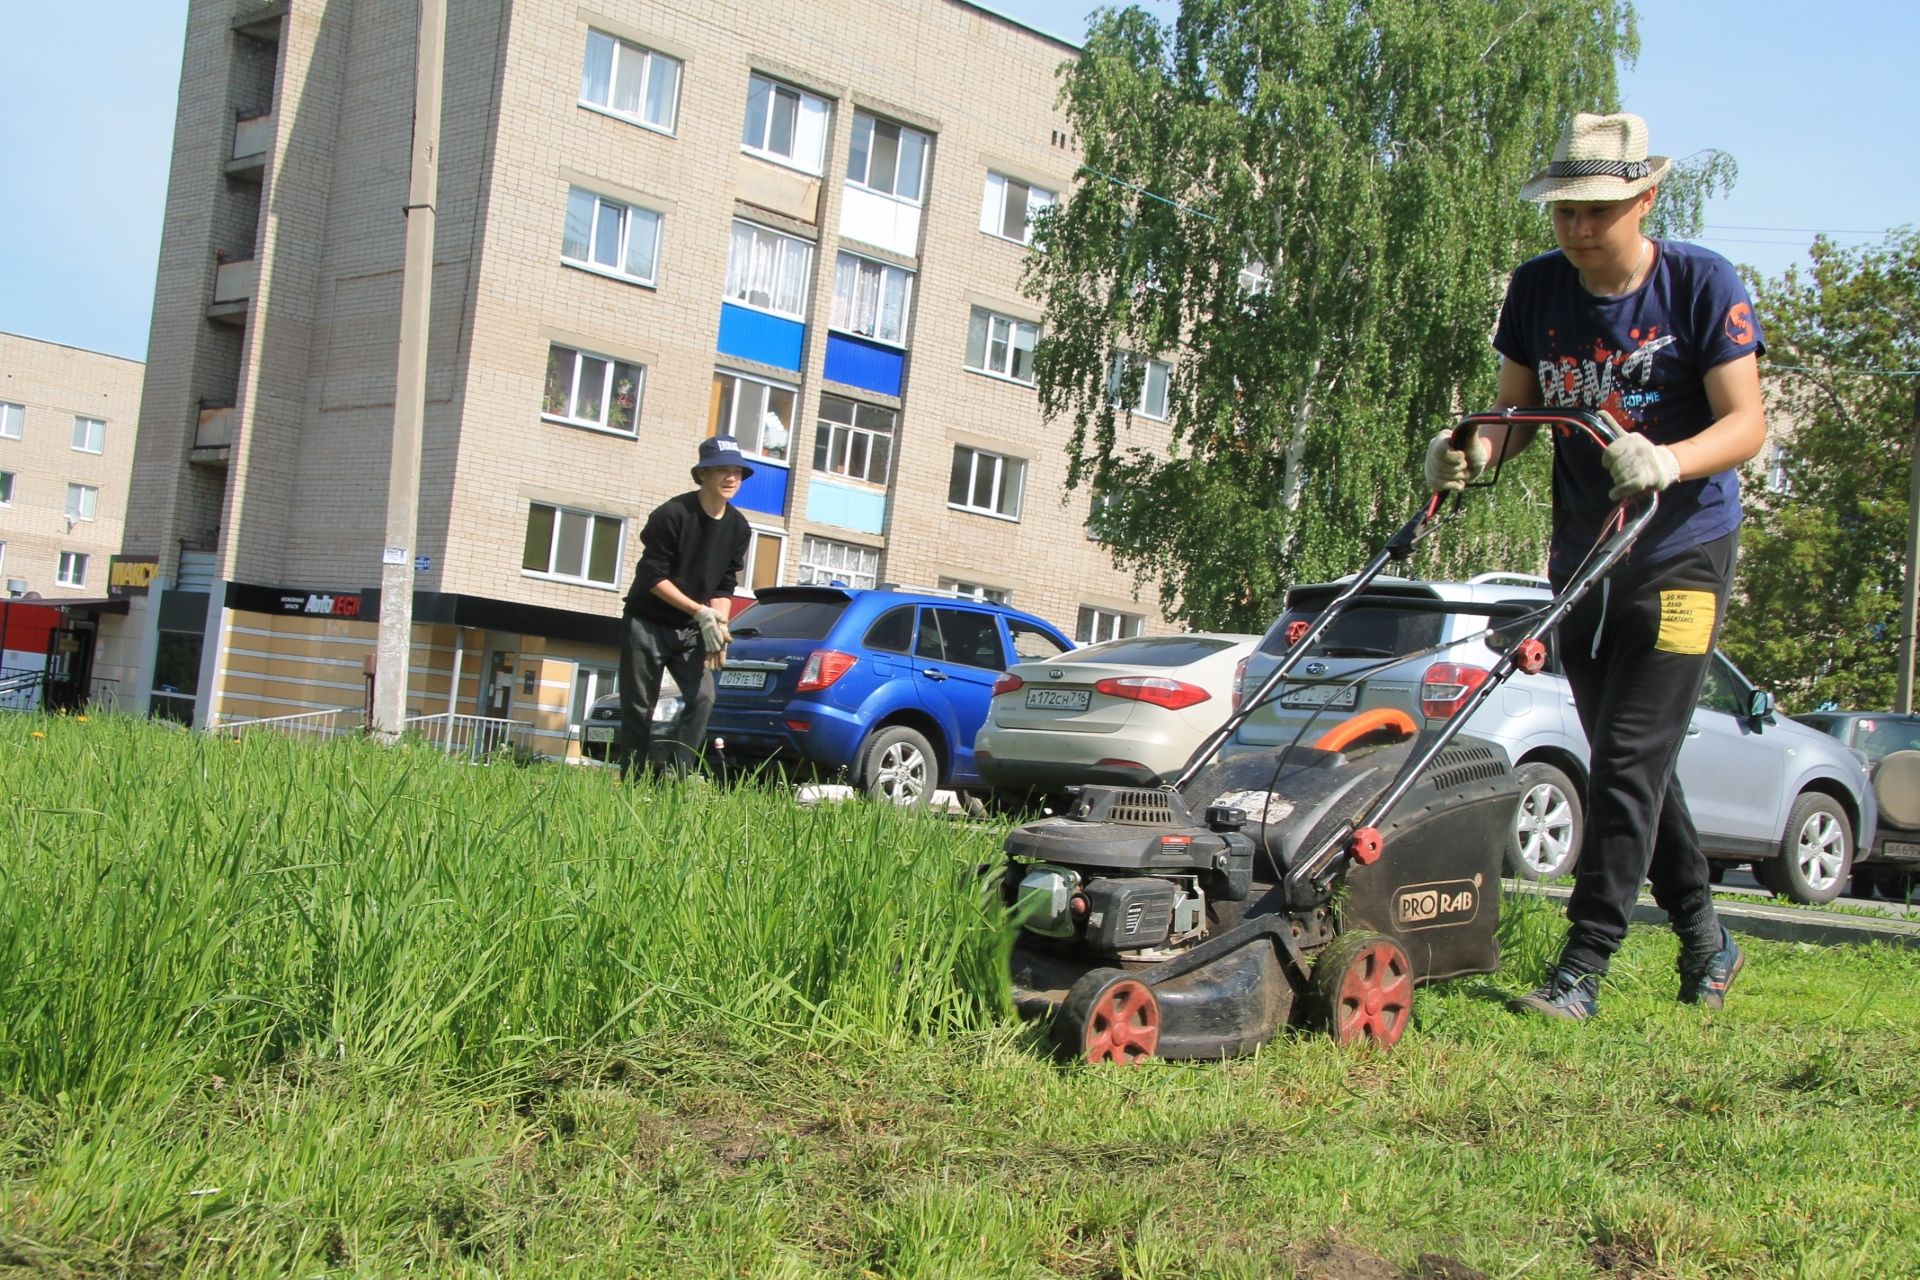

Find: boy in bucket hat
<box><xmin>1425</xmin><ymin>112</ymin><xmax>1768</xmax><ymax>1018</ymax></box>
<box><xmin>617</xmin><ymin>435</ymin><xmax>754</xmax><ymax>779</ymax></box>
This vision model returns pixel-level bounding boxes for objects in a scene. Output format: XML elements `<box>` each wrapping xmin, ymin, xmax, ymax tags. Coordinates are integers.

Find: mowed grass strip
<box><xmin>1</xmin><ymin>713</ymin><xmax>1916</xmax><ymax>1278</ymax></box>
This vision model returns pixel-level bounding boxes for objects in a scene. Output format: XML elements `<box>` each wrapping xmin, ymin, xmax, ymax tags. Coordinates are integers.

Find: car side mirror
<box><xmin>1747</xmin><ymin>689</ymin><xmax>1776</xmax><ymax>731</ymax></box>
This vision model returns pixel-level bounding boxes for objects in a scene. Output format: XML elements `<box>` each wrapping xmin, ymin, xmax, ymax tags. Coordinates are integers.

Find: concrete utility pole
<box><xmin>373</xmin><ymin>0</ymin><xmax>447</xmax><ymax>742</ymax></box>
<box><xmin>1898</xmin><ymin>385</ymin><xmax>1920</xmax><ymax>715</ymax></box>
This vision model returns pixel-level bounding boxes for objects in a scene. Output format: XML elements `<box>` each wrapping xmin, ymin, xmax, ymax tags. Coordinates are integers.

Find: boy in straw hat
<box><xmin>616</xmin><ymin>434</ymin><xmax>754</xmax><ymax>779</ymax></box>
<box><xmin>1425</xmin><ymin>112</ymin><xmax>1768</xmax><ymax>1018</ymax></box>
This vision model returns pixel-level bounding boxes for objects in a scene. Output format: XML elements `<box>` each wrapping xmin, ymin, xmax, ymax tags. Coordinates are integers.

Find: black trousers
<box><xmin>617</xmin><ymin>612</ymin><xmax>715</xmax><ymax>779</ymax></box>
<box><xmin>1553</xmin><ymin>530</ymin><xmax>1738</xmax><ymax>975</ymax></box>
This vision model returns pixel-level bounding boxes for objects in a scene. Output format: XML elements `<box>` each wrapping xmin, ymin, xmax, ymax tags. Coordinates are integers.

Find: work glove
<box><xmin>1602</xmin><ymin>432</ymin><xmax>1681</xmax><ymax>501</ymax></box>
<box><xmin>704</xmin><ymin>647</ymin><xmax>728</xmax><ymax>673</ymax></box>
<box><xmin>693</xmin><ymin>605</ymin><xmax>732</xmax><ymax>654</ymax></box>
<box><xmin>1424</xmin><ymin>429</ymin><xmax>1490</xmax><ymax>492</ymax></box>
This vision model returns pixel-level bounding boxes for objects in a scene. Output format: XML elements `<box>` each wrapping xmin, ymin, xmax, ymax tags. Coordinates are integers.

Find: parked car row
<box><xmin>581</xmin><ymin>578</ymin><xmax>1891</xmax><ymax>908</ymax></box>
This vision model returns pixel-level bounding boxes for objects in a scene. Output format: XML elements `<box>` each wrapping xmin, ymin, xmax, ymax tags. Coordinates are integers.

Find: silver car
<box><xmin>1223</xmin><ymin>573</ymin><xmax>1878</xmax><ymax>904</ymax></box>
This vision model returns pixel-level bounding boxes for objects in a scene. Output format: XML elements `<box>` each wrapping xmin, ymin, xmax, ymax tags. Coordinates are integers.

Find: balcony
<box><xmin>227</xmin><ymin>112</ymin><xmax>273</xmax><ymax>179</ymax></box>
<box><xmin>208</xmin><ymin>257</ymin><xmax>255</xmax><ymax>324</ymax></box>
<box><xmin>231</xmin><ymin>0</ymin><xmax>286</xmax><ymax>41</ymax></box>
<box><xmin>191</xmin><ymin>403</ymin><xmax>234</xmax><ymax>466</ymax></box>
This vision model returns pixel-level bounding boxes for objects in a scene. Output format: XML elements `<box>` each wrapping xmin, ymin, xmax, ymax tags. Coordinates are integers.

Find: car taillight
<box><xmin>1420</xmin><ymin>662</ymin><xmax>1490</xmax><ymax>719</ymax></box>
<box><xmin>1095</xmin><ymin>676</ymin><xmax>1211</xmax><ymax>711</ymax></box>
<box><xmin>1231</xmin><ymin>657</ymin><xmax>1250</xmax><ymax>710</ymax></box>
<box><xmin>795</xmin><ymin>650</ymin><xmax>858</xmax><ymax>692</ymax></box>
<box><xmin>992</xmin><ymin>673</ymin><xmax>1025</xmax><ymax>697</ymax></box>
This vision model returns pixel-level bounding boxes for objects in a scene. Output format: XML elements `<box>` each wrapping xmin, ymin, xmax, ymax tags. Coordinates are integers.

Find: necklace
<box><xmin>1591</xmin><ymin>237</ymin><xmax>1649</xmax><ymax>297</ymax></box>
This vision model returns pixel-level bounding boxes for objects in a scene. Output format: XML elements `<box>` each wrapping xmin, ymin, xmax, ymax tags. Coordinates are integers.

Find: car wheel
<box><xmin>1504</xmin><ymin>762</ymin><xmax>1583</xmax><ymax>881</ymax></box>
<box><xmin>1764</xmin><ymin>793</ymin><xmax>1854</xmax><ymax>905</ymax></box>
<box><xmin>858</xmin><ymin>725</ymin><xmax>936</xmax><ymax>807</ymax></box>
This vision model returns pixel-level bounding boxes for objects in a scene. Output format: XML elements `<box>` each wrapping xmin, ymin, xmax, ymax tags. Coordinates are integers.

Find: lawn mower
<box><xmin>997</xmin><ymin>409</ymin><xmax>1657</xmax><ymax>1061</ymax></box>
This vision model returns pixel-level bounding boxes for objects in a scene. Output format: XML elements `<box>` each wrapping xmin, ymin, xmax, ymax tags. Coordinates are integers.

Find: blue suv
<box><xmin>706</xmin><ymin>585</ymin><xmax>1073</xmax><ymax>803</ymax></box>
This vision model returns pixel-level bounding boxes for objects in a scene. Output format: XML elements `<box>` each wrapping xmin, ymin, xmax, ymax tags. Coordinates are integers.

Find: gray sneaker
<box><xmin>1677</xmin><ymin>926</ymin><xmax>1744</xmax><ymax>1009</ymax></box>
<box><xmin>1508</xmin><ymin>967</ymin><xmax>1600</xmax><ymax>1020</ymax></box>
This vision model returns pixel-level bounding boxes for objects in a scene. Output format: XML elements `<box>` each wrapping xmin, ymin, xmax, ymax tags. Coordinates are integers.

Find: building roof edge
<box><xmin>948</xmin><ymin>0</ymin><xmax>1083</xmax><ymax>53</ymax></box>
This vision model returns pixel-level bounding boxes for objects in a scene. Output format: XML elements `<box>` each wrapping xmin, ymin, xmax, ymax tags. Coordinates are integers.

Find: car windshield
<box><xmin>728</xmin><ymin>597</ymin><xmax>846</xmax><ymax>640</ymax></box>
<box><xmin>1259</xmin><ymin>595</ymin><xmax>1445</xmax><ymax>660</ymax></box>
<box><xmin>1061</xmin><ymin>636</ymin><xmax>1236</xmax><ymax>667</ymax></box>
<box><xmin>1854</xmin><ymin>717</ymin><xmax>1920</xmax><ymax>762</ymax></box>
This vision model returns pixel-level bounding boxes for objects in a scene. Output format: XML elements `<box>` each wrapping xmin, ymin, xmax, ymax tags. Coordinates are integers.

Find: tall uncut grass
<box><xmin>0</xmin><ymin>713</ymin><xmax>1011</xmax><ymax>1105</ymax></box>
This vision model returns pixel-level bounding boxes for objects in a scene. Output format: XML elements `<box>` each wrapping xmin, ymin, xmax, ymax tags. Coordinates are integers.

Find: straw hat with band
<box><xmin>1520</xmin><ymin>112</ymin><xmax>1672</xmax><ymax>204</ymax></box>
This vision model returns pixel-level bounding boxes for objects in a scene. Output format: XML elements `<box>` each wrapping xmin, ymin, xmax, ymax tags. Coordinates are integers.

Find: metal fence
<box><xmin>404</xmin><ymin>712</ymin><xmax>531</xmax><ymax>761</ymax></box>
<box><xmin>212</xmin><ymin>707</ymin><xmax>360</xmax><ymax>742</ymax></box>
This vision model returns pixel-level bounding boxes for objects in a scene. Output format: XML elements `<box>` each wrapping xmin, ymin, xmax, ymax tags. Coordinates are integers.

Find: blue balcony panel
<box><xmin>823</xmin><ymin>332</ymin><xmax>904</xmax><ymax>398</ymax></box>
<box><xmin>717</xmin><ymin>304</ymin><xmax>804</xmax><ymax>372</ymax></box>
<box><xmin>735</xmin><ymin>462</ymin><xmax>790</xmax><ymax>517</ymax></box>
<box><xmin>805</xmin><ymin>475</ymin><xmax>887</xmax><ymax>535</ymax></box>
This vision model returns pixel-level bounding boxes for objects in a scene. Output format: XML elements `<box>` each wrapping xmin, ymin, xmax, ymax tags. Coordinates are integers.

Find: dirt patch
<box><xmin>1287</xmin><ymin>1235</ymin><xmax>1486</xmax><ymax>1280</ymax></box>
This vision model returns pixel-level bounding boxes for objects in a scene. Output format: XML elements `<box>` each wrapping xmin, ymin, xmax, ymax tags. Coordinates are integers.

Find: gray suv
<box><xmin>1222</xmin><ymin>573</ymin><xmax>1879</xmax><ymax>904</ymax></box>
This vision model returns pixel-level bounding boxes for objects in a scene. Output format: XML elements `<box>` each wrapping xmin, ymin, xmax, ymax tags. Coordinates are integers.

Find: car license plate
<box><xmin>1026</xmin><ymin>688</ymin><xmax>1091</xmax><ymax>712</ymax></box>
<box><xmin>718</xmin><ymin>669</ymin><xmax>767</xmax><ymax>690</ymax></box>
<box><xmin>1886</xmin><ymin>839</ymin><xmax>1920</xmax><ymax>861</ymax></box>
<box><xmin>585</xmin><ymin>725</ymin><xmax>615</xmax><ymax>743</ymax></box>
<box><xmin>1280</xmin><ymin>683</ymin><xmax>1358</xmax><ymax>710</ymax></box>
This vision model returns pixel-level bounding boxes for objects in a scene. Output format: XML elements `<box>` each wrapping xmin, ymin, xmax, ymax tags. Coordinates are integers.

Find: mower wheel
<box><xmin>1055</xmin><ymin>968</ymin><xmax>1160</xmax><ymax>1065</ymax></box>
<box><xmin>1306</xmin><ymin>931</ymin><xmax>1414</xmax><ymax>1048</ymax></box>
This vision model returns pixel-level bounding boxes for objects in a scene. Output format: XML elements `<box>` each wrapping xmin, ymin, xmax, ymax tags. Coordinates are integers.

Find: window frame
<box><xmin>56</xmin><ymin>551</ymin><xmax>89</xmax><ymax>588</ymax></box>
<box><xmin>1076</xmin><ymin>606</ymin><xmax>1144</xmax><ymax>645</ymax></box>
<box><xmin>541</xmin><ymin>344</ymin><xmax>645</xmax><ymax>438</ymax></box>
<box><xmin>570</xmin><ymin>661</ymin><xmax>618</xmax><ymax>733</ymax></box>
<box><xmin>964</xmin><ymin>307</ymin><xmax>1039</xmax><ymax>385</ymax></box>
<box><xmin>710</xmin><ymin>369</ymin><xmax>797</xmax><ymax>465</ymax></box>
<box><xmin>947</xmin><ymin>444</ymin><xmax>1027</xmax><ymax>521</ymax></box>
<box><xmin>71</xmin><ymin>416</ymin><xmax>105</xmax><ymax>454</ymax></box>
<box><xmin>742</xmin><ymin>525</ymin><xmax>787</xmax><ymax>597</ymax></box>
<box><xmin>795</xmin><ymin>533</ymin><xmax>880</xmax><ymax>591</ymax></box>
<box><xmin>724</xmin><ymin>219</ymin><xmax>815</xmax><ymax>321</ymax></box>
<box><xmin>813</xmin><ymin>394</ymin><xmax>897</xmax><ymax>488</ymax></box>
<box><xmin>0</xmin><ymin>471</ymin><xmax>13</xmax><ymax>506</ymax></box>
<box><xmin>65</xmin><ymin>483</ymin><xmax>98</xmax><ymax>522</ymax></box>
<box><xmin>845</xmin><ymin>112</ymin><xmax>929</xmax><ymax>205</ymax></box>
<box><xmin>829</xmin><ymin>251</ymin><xmax>914</xmax><ymax>347</ymax></box>
<box><xmin>979</xmin><ymin>171</ymin><xmax>1055</xmax><ymax>246</ymax></box>
<box><xmin>578</xmin><ymin>29</ymin><xmax>682</xmax><ymax>135</ymax></box>
<box><xmin>561</xmin><ymin>187</ymin><xmax>662</xmax><ymax>287</ymax></box>
<box><xmin>938</xmin><ymin>577</ymin><xmax>1009</xmax><ymax>605</ymax></box>
<box><xmin>740</xmin><ymin>72</ymin><xmax>830</xmax><ymax>175</ymax></box>
<box><xmin>0</xmin><ymin>402</ymin><xmax>21</xmax><ymax>440</ymax></box>
<box><xmin>520</xmin><ymin>501</ymin><xmax>626</xmax><ymax>589</ymax></box>
<box><xmin>1109</xmin><ymin>350</ymin><xmax>1172</xmax><ymax>420</ymax></box>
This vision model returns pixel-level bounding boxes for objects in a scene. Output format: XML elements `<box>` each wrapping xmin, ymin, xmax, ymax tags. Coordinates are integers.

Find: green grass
<box><xmin>3</xmin><ymin>714</ymin><xmax>1919</xmax><ymax>1278</ymax></box>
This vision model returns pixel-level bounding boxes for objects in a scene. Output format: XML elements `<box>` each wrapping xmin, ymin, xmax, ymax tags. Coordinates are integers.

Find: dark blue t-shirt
<box><xmin>1493</xmin><ymin>239</ymin><xmax>1764</xmax><ymax>572</ymax></box>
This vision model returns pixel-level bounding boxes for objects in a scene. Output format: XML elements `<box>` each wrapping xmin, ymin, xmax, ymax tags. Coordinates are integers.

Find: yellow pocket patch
<box><xmin>1656</xmin><ymin>590</ymin><xmax>1716</xmax><ymax>655</ymax></box>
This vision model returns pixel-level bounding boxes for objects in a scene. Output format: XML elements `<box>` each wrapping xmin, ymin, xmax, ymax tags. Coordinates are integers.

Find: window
<box><xmin>710</xmin><ymin>371</ymin><xmax>795</xmax><ymax>463</ymax></box>
<box><xmin>522</xmin><ymin>502</ymin><xmax>623</xmax><ymax>586</ymax></box>
<box><xmin>570</xmin><ymin>663</ymin><xmax>618</xmax><ymax>732</ymax></box>
<box><xmin>0</xmin><ymin>402</ymin><xmax>21</xmax><ymax>439</ymax></box>
<box><xmin>1239</xmin><ymin>259</ymin><xmax>1272</xmax><ymax>296</ymax></box>
<box><xmin>0</xmin><ymin>471</ymin><xmax>12</xmax><ymax>505</ymax></box>
<box><xmin>846</xmin><ymin>112</ymin><xmax>928</xmax><ymax>202</ymax></box>
<box><xmin>916</xmin><ymin>607</ymin><xmax>1007</xmax><ymax>671</ymax></box>
<box><xmin>579</xmin><ymin>30</ymin><xmax>680</xmax><ymax>133</ymax></box>
<box><xmin>1011</xmin><ymin>619</ymin><xmax>1069</xmax><ymax>661</ymax></box>
<box><xmin>813</xmin><ymin>396</ymin><xmax>895</xmax><ymax>486</ymax></box>
<box><xmin>543</xmin><ymin>345</ymin><xmax>644</xmax><ymax>435</ymax></box>
<box><xmin>796</xmin><ymin>534</ymin><xmax>879</xmax><ymax>590</ymax></box>
<box><xmin>1767</xmin><ymin>441</ymin><xmax>1792</xmax><ymax>495</ymax></box>
<box><xmin>864</xmin><ymin>605</ymin><xmax>914</xmax><ymax>654</ymax></box>
<box><xmin>1077</xmin><ymin>607</ymin><xmax>1143</xmax><ymax>645</ymax></box>
<box><xmin>740</xmin><ymin>73</ymin><xmax>829</xmax><ymax>174</ymax></box>
<box><xmin>743</xmin><ymin>527</ymin><xmax>786</xmax><ymax>594</ymax></box>
<box><xmin>72</xmin><ymin>417</ymin><xmax>104</xmax><ymax>453</ymax></box>
<box><xmin>1108</xmin><ymin>351</ymin><xmax>1171</xmax><ymax>419</ymax></box>
<box><xmin>965</xmin><ymin>308</ymin><xmax>1038</xmax><ymax>385</ymax></box>
<box><xmin>1088</xmin><ymin>488</ymin><xmax>1118</xmax><ymax>541</ymax></box>
<box><xmin>948</xmin><ymin>445</ymin><xmax>1026</xmax><ymax>520</ymax></box>
<box><xmin>725</xmin><ymin>221</ymin><xmax>813</xmax><ymax>319</ymax></box>
<box><xmin>979</xmin><ymin>171</ymin><xmax>1054</xmax><ymax>244</ymax></box>
<box><xmin>939</xmin><ymin>577</ymin><xmax>1009</xmax><ymax>604</ymax></box>
<box><xmin>562</xmin><ymin>188</ymin><xmax>661</xmax><ymax>285</ymax></box>
<box><xmin>830</xmin><ymin>253</ymin><xmax>913</xmax><ymax>345</ymax></box>
<box><xmin>56</xmin><ymin>552</ymin><xmax>89</xmax><ymax>587</ymax></box>
<box><xmin>65</xmin><ymin>483</ymin><xmax>98</xmax><ymax>521</ymax></box>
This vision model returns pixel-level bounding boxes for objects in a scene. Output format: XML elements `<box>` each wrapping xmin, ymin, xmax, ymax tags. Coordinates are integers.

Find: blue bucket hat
<box><xmin>695</xmin><ymin>434</ymin><xmax>755</xmax><ymax>477</ymax></box>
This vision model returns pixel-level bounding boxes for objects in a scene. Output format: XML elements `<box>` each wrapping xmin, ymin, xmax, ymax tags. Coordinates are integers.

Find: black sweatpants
<box><xmin>1553</xmin><ymin>530</ymin><xmax>1738</xmax><ymax>975</ymax></box>
<box><xmin>617</xmin><ymin>612</ymin><xmax>716</xmax><ymax>779</ymax></box>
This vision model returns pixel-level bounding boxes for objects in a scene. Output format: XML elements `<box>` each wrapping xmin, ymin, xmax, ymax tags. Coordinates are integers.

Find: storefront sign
<box><xmin>227</xmin><ymin>582</ymin><xmax>366</xmax><ymax>619</ymax></box>
<box><xmin>107</xmin><ymin>554</ymin><xmax>161</xmax><ymax>597</ymax></box>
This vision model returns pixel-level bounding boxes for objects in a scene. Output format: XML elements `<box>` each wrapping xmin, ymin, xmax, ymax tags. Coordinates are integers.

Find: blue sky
<box><xmin>1</xmin><ymin>1</ymin><xmax>1913</xmax><ymax>362</ymax></box>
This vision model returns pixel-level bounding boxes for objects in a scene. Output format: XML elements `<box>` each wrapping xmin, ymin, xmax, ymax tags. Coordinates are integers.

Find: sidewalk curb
<box><xmin>1504</xmin><ymin>881</ymin><xmax>1920</xmax><ymax>950</ymax></box>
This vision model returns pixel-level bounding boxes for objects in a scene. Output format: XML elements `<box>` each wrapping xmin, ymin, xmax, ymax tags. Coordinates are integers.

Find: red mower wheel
<box><xmin>1056</xmin><ymin>969</ymin><xmax>1161</xmax><ymax>1065</ymax></box>
<box><xmin>1307</xmin><ymin>932</ymin><xmax>1414</xmax><ymax>1047</ymax></box>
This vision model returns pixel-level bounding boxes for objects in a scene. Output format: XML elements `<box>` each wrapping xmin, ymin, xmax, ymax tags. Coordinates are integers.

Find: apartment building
<box><xmin>0</xmin><ymin>332</ymin><xmax>144</xmax><ymax>705</ymax></box>
<box><xmin>102</xmin><ymin>0</ymin><xmax>1175</xmax><ymax>752</ymax></box>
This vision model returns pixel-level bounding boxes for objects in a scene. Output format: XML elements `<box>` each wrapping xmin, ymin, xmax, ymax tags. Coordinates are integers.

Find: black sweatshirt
<box><xmin>623</xmin><ymin>491</ymin><xmax>750</xmax><ymax>624</ymax></box>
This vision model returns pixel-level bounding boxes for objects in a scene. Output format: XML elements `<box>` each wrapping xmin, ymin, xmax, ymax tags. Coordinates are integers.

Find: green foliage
<box><xmin>1724</xmin><ymin>227</ymin><xmax>1920</xmax><ymax>710</ymax></box>
<box><xmin>1030</xmin><ymin>0</ymin><xmax>1638</xmax><ymax>629</ymax></box>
